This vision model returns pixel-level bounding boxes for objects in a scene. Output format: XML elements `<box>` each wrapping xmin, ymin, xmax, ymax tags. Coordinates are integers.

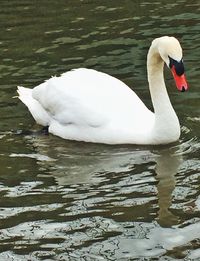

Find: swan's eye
<box><xmin>169</xmin><ymin>56</ymin><xmax>184</xmax><ymax>76</ymax></box>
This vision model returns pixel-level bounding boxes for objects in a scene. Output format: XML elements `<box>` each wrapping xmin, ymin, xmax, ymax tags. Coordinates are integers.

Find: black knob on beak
<box><xmin>181</xmin><ymin>86</ymin><xmax>186</xmax><ymax>92</ymax></box>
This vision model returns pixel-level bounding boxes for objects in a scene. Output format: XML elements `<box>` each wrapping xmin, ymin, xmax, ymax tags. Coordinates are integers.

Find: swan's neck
<box><xmin>147</xmin><ymin>44</ymin><xmax>180</xmax><ymax>143</ymax></box>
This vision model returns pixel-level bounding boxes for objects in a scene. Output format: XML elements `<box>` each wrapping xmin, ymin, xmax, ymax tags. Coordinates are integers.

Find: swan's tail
<box><xmin>17</xmin><ymin>86</ymin><xmax>50</xmax><ymax>126</ymax></box>
<box><xmin>17</xmin><ymin>86</ymin><xmax>33</xmax><ymax>108</ymax></box>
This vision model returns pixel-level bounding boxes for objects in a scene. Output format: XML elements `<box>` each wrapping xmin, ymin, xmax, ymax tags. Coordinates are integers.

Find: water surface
<box><xmin>0</xmin><ymin>0</ymin><xmax>200</xmax><ymax>260</ymax></box>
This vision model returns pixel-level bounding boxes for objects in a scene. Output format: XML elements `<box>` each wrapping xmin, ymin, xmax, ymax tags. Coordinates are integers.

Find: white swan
<box><xmin>17</xmin><ymin>36</ymin><xmax>188</xmax><ymax>145</ymax></box>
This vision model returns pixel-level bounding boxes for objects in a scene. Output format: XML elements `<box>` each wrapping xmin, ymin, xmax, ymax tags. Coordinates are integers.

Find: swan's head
<box><xmin>154</xmin><ymin>36</ymin><xmax>188</xmax><ymax>92</ymax></box>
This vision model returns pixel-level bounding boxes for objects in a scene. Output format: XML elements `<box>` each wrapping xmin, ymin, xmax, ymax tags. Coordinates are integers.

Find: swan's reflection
<box><xmin>154</xmin><ymin>148</ymin><xmax>182</xmax><ymax>227</ymax></box>
<box><xmin>5</xmin><ymin>131</ymin><xmax>200</xmax><ymax>258</ymax></box>
<box><xmin>18</xmin><ymin>134</ymin><xmax>182</xmax><ymax>226</ymax></box>
<box><xmin>24</xmin><ymin>134</ymin><xmax>156</xmax><ymax>185</ymax></box>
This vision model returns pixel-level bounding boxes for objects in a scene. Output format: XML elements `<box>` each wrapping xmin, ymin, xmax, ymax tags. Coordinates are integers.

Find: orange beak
<box><xmin>171</xmin><ymin>66</ymin><xmax>188</xmax><ymax>92</ymax></box>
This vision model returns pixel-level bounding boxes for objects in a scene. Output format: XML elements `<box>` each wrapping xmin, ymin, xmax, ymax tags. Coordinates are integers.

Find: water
<box><xmin>0</xmin><ymin>0</ymin><xmax>200</xmax><ymax>260</ymax></box>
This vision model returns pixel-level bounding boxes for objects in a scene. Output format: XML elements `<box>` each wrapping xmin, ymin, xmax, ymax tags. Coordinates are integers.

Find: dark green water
<box><xmin>0</xmin><ymin>0</ymin><xmax>200</xmax><ymax>260</ymax></box>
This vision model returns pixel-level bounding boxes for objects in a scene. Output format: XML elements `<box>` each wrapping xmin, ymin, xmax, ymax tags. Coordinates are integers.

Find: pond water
<box><xmin>0</xmin><ymin>0</ymin><xmax>200</xmax><ymax>260</ymax></box>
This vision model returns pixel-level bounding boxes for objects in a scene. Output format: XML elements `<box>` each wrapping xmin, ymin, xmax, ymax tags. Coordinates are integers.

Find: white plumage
<box><xmin>17</xmin><ymin>36</ymin><xmax>188</xmax><ymax>145</ymax></box>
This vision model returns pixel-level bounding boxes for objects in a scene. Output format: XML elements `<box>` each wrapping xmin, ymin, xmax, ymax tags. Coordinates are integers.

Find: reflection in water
<box><xmin>113</xmin><ymin>220</ymin><xmax>200</xmax><ymax>259</ymax></box>
<box><xmin>21</xmin><ymin>134</ymin><xmax>155</xmax><ymax>185</ymax></box>
<box><xmin>3</xmin><ymin>134</ymin><xmax>200</xmax><ymax>259</ymax></box>
<box><xmin>155</xmin><ymin>149</ymin><xmax>182</xmax><ymax>227</ymax></box>
<box><xmin>12</xmin><ymin>134</ymin><xmax>182</xmax><ymax>228</ymax></box>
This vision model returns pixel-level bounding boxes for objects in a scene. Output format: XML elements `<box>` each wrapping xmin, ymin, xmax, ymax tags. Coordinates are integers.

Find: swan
<box><xmin>17</xmin><ymin>36</ymin><xmax>188</xmax><ymax>145</ymax></box>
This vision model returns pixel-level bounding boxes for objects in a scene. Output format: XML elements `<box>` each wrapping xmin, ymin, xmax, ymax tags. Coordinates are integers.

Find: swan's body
<box><xmin>17</xmin><ymin>36</ymin><xmax>188</xmax><ymax>145</ymax></box>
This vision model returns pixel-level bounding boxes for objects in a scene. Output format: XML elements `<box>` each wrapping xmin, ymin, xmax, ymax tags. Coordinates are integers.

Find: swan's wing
<box><xmin>32</xmin><ymin>69</ymin><xmax>111</xmax><ymax>127</ymax></box>
<box><xmin>32</xmin><ymin>69</ymin><xmax>151</xmax><ymax>129</ymax></box>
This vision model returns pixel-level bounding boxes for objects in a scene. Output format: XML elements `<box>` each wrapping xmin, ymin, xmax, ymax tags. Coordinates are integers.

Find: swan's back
<box><xmin>19</xmin><ymin>68</ymin><xmax>154</xmax><ymax>144</ymax></box>
<box><xmin>33</xmin><ymin>68</ymin><xmax>151</xmax><ymax>124</ymax></box>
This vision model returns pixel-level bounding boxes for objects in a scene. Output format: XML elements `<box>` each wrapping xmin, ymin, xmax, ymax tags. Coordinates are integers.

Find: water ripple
<box><xmin>0</xmin><ymin>0</ymin><xmax>200</xmax><ymax>259</ymax></box>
